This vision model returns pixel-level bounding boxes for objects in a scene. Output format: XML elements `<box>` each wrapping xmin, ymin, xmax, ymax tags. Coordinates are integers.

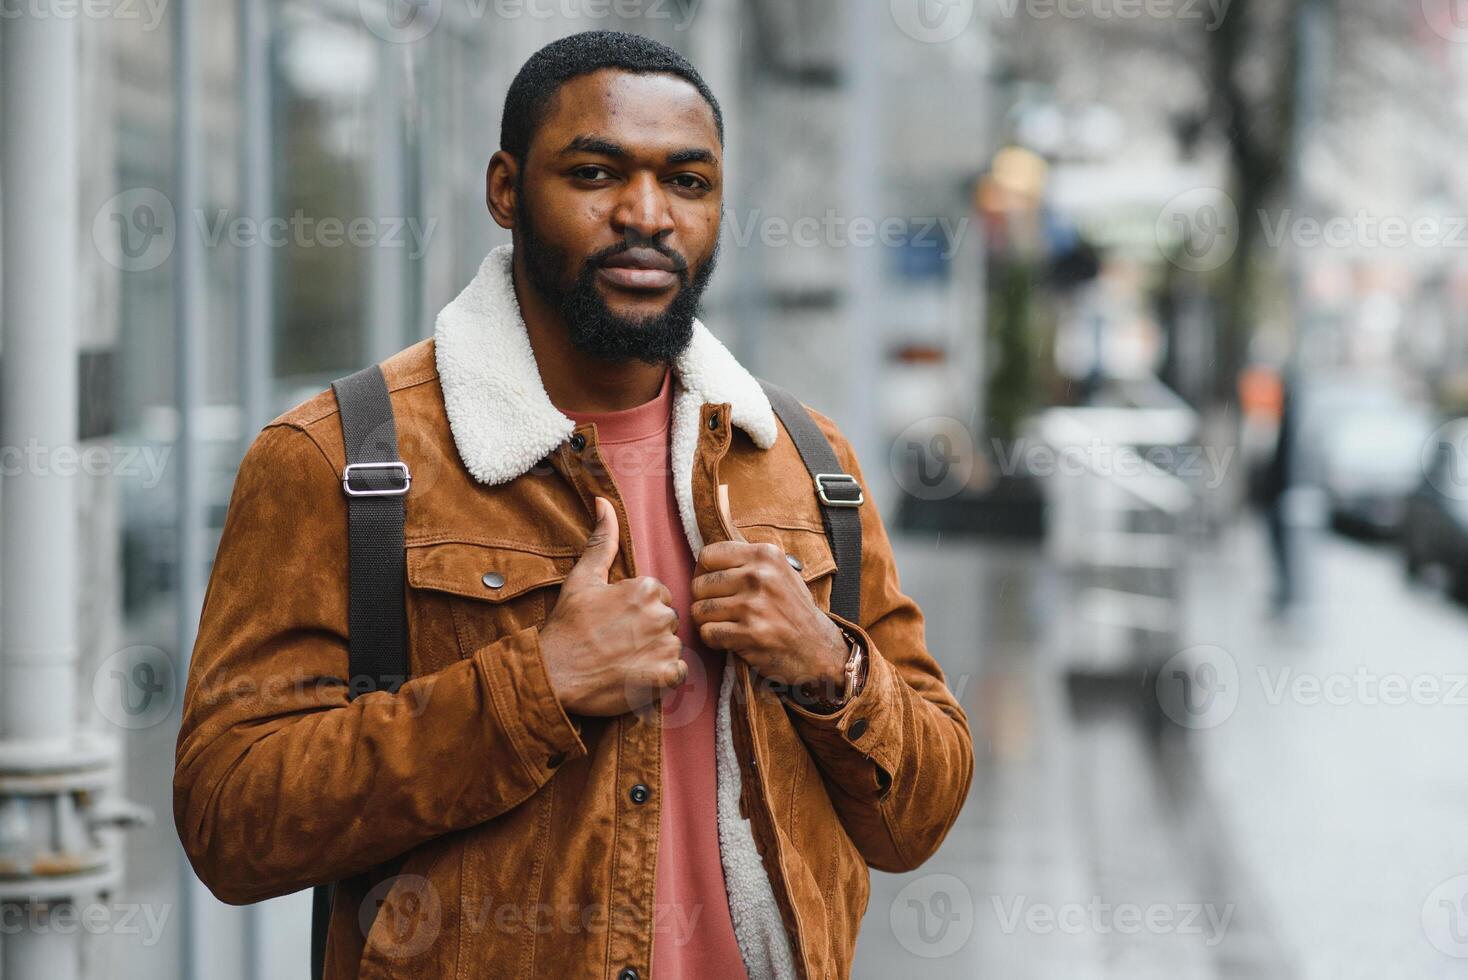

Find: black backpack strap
<box><xmin>311</xmin><ymin>363</ymin><xmax>412</xmax><ymax>980</ymax></box>
<box><xmin>311</xmin><ymin>881</ymin><xmax>335</xmax><ymax>980</ymax></box>
<box><xmin>332</xmin><ymin>363</ymin><xmax>412</xmax><ymax>695</ymax></box>
<box><xmin>758</xmin><ymin>380</ymin><xmax>864</xmax><ymax>623</ymax></box>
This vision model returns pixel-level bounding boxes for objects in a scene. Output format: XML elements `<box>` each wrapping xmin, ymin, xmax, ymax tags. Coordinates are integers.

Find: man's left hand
<box><xmin>690</xmin><ymin>524</ymin><xmax>849</xmax><ymax>689</ymax></box>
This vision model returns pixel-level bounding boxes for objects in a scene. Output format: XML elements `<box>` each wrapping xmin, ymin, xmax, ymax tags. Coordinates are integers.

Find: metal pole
<box><xmin>239</xmin><ymin>4</ymin><xmax>279</xmax><ymax>974</ymax></box>
<box><xmin>0</xmin><ymin>5</ymin><xmax>150</xmax><ymax>978</ymax></box>
<box><xmin>1</xmin><ymin>0</ymin><xmax>80</xmax><ymax>754</ymax></box>
<box><xmin>173</xmin><ymin>4</ymin><xmax>252</xmax><ymax>980</ymax></box>
<box><xmin>1</xmin><ymin>5</ymin><xmax>82</xmax><ymax>977</ymax></box>
<box><xmin>240</xmin><ymin>0</ymin><xmax>276</xmax><ymax>435</ymax></box>
<box><xmin>1280</xmin><ymin>0</ymin><xmax>1329</xmax><ymax>617</ymax></box>
<box><xmin>368</xmin><ymin>39</ymin><xmax>406</xmax><ymax>362</ymax></box>
<box><xmin>844</xmin><ymin>0</ymin><xmax>884</xmax><ymax>495</ymax></box>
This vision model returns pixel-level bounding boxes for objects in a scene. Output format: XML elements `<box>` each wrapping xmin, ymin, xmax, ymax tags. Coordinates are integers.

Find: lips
<box><xmin>596</xmin><ymin>247</ymin><xmax>683</xmax><ymax>292</ymax></box>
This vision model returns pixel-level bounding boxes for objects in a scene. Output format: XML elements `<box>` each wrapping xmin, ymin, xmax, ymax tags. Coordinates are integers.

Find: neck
<box><xmin>512</xmin><ymin>257</ymin><xmax>669</xmax><ymax>413</ymax></box>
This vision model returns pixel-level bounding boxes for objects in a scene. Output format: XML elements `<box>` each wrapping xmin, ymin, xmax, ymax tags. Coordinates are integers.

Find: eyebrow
<box><xmin>559</xmin><ymin>134</ymin><xmax>716</xmax><ymax>167</ymax></box>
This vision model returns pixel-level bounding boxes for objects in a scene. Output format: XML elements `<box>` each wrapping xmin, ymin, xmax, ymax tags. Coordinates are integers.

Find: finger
<box><xmin>717</xmin><ymin>484</ymin><xmax>748</xmax><ymax>543</ymax></box>
<box><xmin>690</xmin><ymin>595</ymin><xmax>742</xmax><ymax>624</ymax></box>
<box><xmin>695</xmin><ymin>540</ymin><xmax>761</xmax><ymax>573</ymax></box>
<box><xmin>623</xmin><ymin>577</ymin><xmax>678</xmax><ymax>630</ymax></box>
<box><xmin>699</xmin><ymin>619</ymin><xmax>754</xmax><ymax>652</ymax></box>
<box><xmin>691</xmin><ymin>569</ymin><xmax>747</xmax><ymax>601</ymax></box>
<box><xmin>656</xmin><ymin>656</ymin><xmax>690</xmax><ymax>690</ymax></box>
<box><xmin>565</xmin><ymin>496</ymin><xmax>620</xmax><ymax>588</ymax></box>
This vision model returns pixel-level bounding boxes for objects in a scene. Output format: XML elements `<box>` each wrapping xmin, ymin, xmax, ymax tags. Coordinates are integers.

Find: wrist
<box><xmin>814</xmin><ymin>621</ymin><xmax>851</xmax><ymax>686</ymax></box>
<box><xmin>790</xmin><ymin>623</ymin><xmax>863</xmax><ymax>711</ymax></box>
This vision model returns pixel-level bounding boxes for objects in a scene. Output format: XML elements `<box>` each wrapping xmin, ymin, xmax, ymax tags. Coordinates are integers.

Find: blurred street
<box><xmin>852</xmin><ymin>522</ymin><xmax>1468</xmax><ymax>980</ymax></box>
<box><xmin>9</xmin><ymin>0</ymin><xmax>1468</xmax><ymax>977</ymax></box>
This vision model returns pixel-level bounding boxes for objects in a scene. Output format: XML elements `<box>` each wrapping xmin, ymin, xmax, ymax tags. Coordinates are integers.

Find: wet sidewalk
<box><xmin>852</xmin><ymin>528</ymin><xmax>1293</xmax><ymax>979</ymax></box>
<box><xmin>1182</xmin><ymin>527</ymin><xmax>1468</xmax><ymax>980</ymax></box>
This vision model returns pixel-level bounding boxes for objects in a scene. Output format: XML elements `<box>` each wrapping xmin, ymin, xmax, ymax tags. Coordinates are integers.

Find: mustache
<box><xmin>584</xmin><ymin>238</ymin><xmax>690</xmax><ymax>275</ymax></box>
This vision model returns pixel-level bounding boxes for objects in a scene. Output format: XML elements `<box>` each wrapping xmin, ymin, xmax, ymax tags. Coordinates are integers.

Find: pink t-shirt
<box><xmin>564</xmin><ymin>370</ymin><xmax>749</xmax><ymax>980</ymax></box>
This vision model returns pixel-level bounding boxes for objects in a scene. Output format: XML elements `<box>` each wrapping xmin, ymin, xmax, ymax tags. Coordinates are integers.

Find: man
<box><xmin>175</xmin><ymin>31</ymin><xmax>972</xmax><ymax>980</ymax></box>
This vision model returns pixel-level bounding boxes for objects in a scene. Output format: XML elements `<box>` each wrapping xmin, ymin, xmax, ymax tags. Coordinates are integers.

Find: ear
<box><xmin>486</xmin><ymin>150</ymin><xmax>519</xmax><ymax>230</ymax></box>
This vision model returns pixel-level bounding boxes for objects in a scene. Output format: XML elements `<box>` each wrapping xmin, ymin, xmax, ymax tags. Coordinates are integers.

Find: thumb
<box><xmin>567</xmin><ymin>496</ymin><xmax>620</xmax><ymax>587</ymax></box>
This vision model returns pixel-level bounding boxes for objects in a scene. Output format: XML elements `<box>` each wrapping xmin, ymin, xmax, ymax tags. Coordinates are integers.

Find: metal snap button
<box><xmin>785</xmin><ymin>553</ymin><xmax>804</xmax><ymax>572</ymax></box>
<box><xmin>707</xmin><ymin>412</ymin><xmax>719</xmax><ymax>430</ymax></box>
<box><xmin>482</xmin><ymin>571</ymin><xmax>505</xmax><ymax>589</ymax></box>
<box><xmin>848</xmin><ymin>717</ymin><xmax>869</xmax><ymax>740</ymax></box>
<box><xmin>629</xmin><ymin>783</ymin><xmax>651</xmax><ymax>805</ymax></box>
<box><xmin>570</xmin><ymin>433</ymin><xmax>587</xmax><ymax>452</ymax></box>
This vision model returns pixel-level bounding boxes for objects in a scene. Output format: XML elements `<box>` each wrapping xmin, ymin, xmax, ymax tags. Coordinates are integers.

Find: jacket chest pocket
<box><xmin>405</xmin><ymin>540</ymin><xmax>575</xmax><ymax>668</ymax></box>
<box><xmin>735</xmin><ymin>523</ymin><xmax>839</xmax><ymax>611</ymax></box>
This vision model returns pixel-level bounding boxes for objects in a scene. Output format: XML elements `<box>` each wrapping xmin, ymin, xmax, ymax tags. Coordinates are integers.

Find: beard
<box><xmin>516</xmin><ymin>192</ymin><xmax>718</xmax><ymax>365</ymax></box>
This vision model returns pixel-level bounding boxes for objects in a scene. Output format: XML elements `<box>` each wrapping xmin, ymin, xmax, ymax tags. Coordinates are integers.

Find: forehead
<box><xmin>532</xmin><ymin>68</ymin><xmax>720</xmax><ymax>162</ymax></box>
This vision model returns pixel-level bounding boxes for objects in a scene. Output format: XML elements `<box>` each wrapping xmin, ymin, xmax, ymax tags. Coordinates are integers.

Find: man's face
<box><xmin>510</xmin><ymin>69</ymin><xmax>722</xmax><ymax>364</ymax></box>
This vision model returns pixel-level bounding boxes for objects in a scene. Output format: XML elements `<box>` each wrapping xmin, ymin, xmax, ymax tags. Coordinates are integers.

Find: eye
<box><xmin>668</xmin><ymin>173</ymin><xmax>711</xmax><ymax>192</ymax></box>
<box><xmin>570</xmin><ymin>165</ymin><xmax>615</xmax><ymax>182</ymax></box>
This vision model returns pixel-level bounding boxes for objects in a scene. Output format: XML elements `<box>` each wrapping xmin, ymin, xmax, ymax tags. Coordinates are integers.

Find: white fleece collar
<box><xmin>433</xmin><ymin>243</ymin><xmax>778</xmax><ymax>487</ymax></box>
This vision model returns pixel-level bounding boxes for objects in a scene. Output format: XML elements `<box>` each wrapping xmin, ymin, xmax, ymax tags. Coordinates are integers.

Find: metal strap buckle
<box><xmin>814</xmin><ymin>472</ymin><xmax>864</xmax><ymax>508</ymax></box>
<box><xmin>342</xmin><ymin>461</ymin><xmax>411</xmax><ymax>497</ymax></box>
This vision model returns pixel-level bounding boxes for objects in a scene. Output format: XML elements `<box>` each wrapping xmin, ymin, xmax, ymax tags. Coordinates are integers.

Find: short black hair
<box><xmin>500</xmin><ymin>30</ymin><xmax>724</xmax><ymax>162</ymax></box>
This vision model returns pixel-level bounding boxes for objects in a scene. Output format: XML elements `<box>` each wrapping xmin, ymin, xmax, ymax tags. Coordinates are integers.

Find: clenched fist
<box><xmin>539</xmin><ymin>497</ymin><xmax>687</xmax><ymax>716</ymax></box>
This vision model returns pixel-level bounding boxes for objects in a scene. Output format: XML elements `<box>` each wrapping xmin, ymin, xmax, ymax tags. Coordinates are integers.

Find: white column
<box><xmin>1</xmin><ymin>6</ymin><xmax>82</xmax><ymax>979</ymax></box>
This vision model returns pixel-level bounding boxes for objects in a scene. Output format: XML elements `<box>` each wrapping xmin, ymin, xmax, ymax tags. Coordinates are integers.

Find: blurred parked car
<box><xmin>1403</xmin><ymin>418</ymin><xmax>1468</xmax><ymax>599</ymax></box>
<box><xmin>1321</xmin><ymin>403</ymin><xmax>1433</xmax><ymax>537</ymax></box>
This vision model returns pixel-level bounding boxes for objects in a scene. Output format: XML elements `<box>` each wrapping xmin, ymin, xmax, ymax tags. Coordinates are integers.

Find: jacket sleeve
<box><xmin>781</xmin><ymin>421</ymin><xmax>974</xmax><ymax>873</ymax></box>
<box><xmin>173</xmin><ymin>423</ymin><xmax>586</xmax><ymax>906</ymax></box>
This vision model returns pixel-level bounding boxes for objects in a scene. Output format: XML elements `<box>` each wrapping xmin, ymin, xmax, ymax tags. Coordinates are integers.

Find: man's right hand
<box><xmin>539</xmin><ymin>496</ymin><xmax>687</xmax><ymax>716</ymax></box>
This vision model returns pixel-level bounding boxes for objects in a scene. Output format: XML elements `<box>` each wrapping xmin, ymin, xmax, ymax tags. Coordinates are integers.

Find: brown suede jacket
<box><xmin>173</xmin><ymin>245</ymin><xmax>974</xmax><ymax>980</ymax></box>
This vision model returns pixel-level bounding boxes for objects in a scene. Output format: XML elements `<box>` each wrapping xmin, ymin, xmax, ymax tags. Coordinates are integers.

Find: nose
<box><xmin>611</xmin><ymin>173</ymin><xmax>675</xmax><ymax>242</ymax></box>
